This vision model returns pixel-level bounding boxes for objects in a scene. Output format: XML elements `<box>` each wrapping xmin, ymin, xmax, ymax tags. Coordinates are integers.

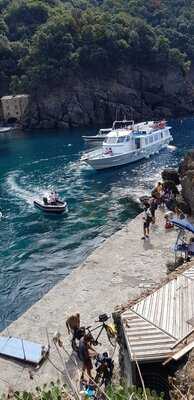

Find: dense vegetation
<box><xmin>0</xmin><ymin>0</ymin><xmax>194</xmax><ymax>93</ymax></box>
<box><xmin>4</xmin><ymin>382</ymin><xmax>164</xmax><ymax>400</ymax></box>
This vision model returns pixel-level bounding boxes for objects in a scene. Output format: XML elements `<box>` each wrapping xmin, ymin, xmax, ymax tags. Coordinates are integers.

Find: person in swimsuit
<box><xmin>78</xmin><ymin>333</ymin><xmax>97</xmax><ymax>381</ymax></box>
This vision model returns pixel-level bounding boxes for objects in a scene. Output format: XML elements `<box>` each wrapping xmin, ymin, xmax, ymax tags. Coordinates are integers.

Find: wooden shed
<box><xmin>121</xmin><ymin>265</ymin><xmax>194</xmax><ymax>398</ymax></box>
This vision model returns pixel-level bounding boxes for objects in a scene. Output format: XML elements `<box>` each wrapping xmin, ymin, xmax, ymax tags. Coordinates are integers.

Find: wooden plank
<box><xmin>163</xmin><ymin>341</ymin><xmax>194</xmax><ymax>365</ymax></box>
<box><xmin>171</xmin><ymin>327</ymin><xmax>194</xmax><ymax>349</ymax></box>
<box><xmin>173</xmin><ymin>341</ymin><xmax>194</xmax><ymax>361</ymax></box>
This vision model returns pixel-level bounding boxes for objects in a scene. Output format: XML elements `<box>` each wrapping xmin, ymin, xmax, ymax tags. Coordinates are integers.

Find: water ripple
<box><xmin>0</xmin><ymin>119</ymin><xmax>191</xmax><ymax>329</ymax></box>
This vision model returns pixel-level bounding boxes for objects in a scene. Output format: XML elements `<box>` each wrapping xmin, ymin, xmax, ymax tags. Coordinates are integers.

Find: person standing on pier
<box><xmin>78</xmin><ymin>333</ymin><xmax>97</xmax><ymax>382</ymax></box>
<box><xmin>150</xmin><ymin>197</ymin><xmax>158</xmax><ymax>224</ymax></box>
<box><xmin>142</xmin><ymin>203</ymin><xmax>152</xmax><ymax>239</ymax></box>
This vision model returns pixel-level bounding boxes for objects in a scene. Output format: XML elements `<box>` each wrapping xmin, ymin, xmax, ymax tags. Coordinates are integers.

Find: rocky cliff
<box><xmin>23</xmin><ymin>64</ymin><xmax>194</xmax><ymax>129</ymax></box>
<box><xmin>179</xmin><ymin>150</ymin><xmax>194</xmax><ymax>215</ymax></box>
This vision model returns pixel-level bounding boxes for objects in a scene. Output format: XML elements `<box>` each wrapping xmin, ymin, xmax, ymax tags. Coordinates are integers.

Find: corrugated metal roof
<box><xmin>133</xmin><ymin>274</ymin><xmax>194</xmax><ymax>339</ymax></box>
<box><xmin>122</xmin><ymin>266</ymin><xmax>194</xmax><ymax>362</ymax></box>
<box><xmin>183</xmin><ymin>265</ymin><xmax>194</xmax><ymax>281</ymax></box>
<box><xmin>122</xmin><ymin>310</ymin><xmax>176</xmax><ymax>361</ymax></box>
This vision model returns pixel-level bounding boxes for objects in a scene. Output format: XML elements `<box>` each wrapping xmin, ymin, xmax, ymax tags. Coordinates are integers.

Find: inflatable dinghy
<box><xmin>34</xmin><ymin>199</ymin><xmax>68</xmax><ymax>214</ymax></box>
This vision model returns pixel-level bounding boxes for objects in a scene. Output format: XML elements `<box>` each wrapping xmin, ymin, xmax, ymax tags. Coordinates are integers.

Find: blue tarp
<box><xmin>171</xmin><ymin>218</ymin><xmax>194</xmax><ymax>234</ymax></box>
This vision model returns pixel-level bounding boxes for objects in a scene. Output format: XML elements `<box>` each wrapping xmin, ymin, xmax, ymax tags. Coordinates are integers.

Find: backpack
<box><xmin>75</xmin><ymin>327</ymin><xmax>85</xmax><ymax>340</ymax></box>
<box><xmin>145</xmin><ymin>208</ymin><xmax>153</xmax><ymax>223</ymax></box>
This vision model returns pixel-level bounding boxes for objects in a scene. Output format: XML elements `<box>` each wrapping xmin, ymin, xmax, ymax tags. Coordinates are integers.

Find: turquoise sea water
<box><xmin>0</xmin><ymin>117</ymin><xmax>194</xmax><ymax>330</ymax></box>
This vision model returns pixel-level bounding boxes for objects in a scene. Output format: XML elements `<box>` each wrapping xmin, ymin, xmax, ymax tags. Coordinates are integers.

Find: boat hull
<box><xmin>0</xmin><ymin>127</ymin><xmax>13</xmax><ymax>133</ymax></box>
<box><xmin>84</xmin><ymin>137</ymin><xmax>172</xmax><ymax>170</ymax></box>
<box><xmin>34</xmin><ymin>200</ymin><xmax>67</xmax><ymax>214</ymax></box>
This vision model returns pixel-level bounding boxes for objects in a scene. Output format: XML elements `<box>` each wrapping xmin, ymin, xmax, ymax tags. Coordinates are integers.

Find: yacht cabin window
<box><xmin>117</xmin><ymin>136</ymin><xmax>126</xmax><ymax>143</ymax></box>
<box><xmin>149</xmin><ymin>136</ymin><xmax>153</xmax><ymax>144</ymax></box>
<box><xmin>105</xmin><ymin>137</ymin><xmax>118</xmax><ymax>144</ymax></box>
<box><xmin>135</xmin><ymin>138</ymin><xmax>141</xmax><ymax>149</ymax></box>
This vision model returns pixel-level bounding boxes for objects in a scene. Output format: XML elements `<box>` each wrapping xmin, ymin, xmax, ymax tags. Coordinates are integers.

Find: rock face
<box><xmin>175</xmin><ymin>194</ymin><xmax>191</xmax><ymax>215</ymax></box>
<box><xmin>162</xmin><ymin>168</ymin><xmax>180</xmax><ymax>185</ymax></box>
<box><xmin>179</xmin><ymin>150</ymin><xmax>194</xmax><ymax>215</ymax></box>
<box><xmin>23</xmin><ymin>63</ymin><xmax>194</xmax><ymax>129</ymax></box>
<box><xmin>161</xmin><ymin>166</ymin><xmax>191</xmax><ymax>215</ymax></box>
<box><xmin>170</xmin><ymin>347</ymin><xmax>194</xmax><ymax>400</ymax></box>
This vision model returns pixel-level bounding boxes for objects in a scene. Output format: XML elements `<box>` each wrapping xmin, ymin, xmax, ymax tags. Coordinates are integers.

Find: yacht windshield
<box><xmin>105</xmin><ymin>135</ymin><xmax>129</xmax><ymax>144</ymax></box>
<box><xmin>104</xmin><ymin>137</ymin><xmax>118</xmax><ymax>144</ymax></box>
<box><xmin>113</xmin><ymin>121</ymin><xmax>133</xmax><ymax>130</ymax></box>
<box><xmin>117</xmin><ymin>136</ymin><xmax>128</xmax><ymax>143</ymax></box>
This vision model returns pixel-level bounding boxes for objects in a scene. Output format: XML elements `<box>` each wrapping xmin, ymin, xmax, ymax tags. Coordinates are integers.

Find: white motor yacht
<box><xmin>81</xmin><ymin>119</ymin><xmax>173</xmax><ymax>170</ymax></box>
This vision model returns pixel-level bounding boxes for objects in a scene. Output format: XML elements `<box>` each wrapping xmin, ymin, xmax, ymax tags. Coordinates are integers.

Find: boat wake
<box><xmin>6</xmin><ymin>172</ymin><xmax>44</xmax><ymax>207</ymax></box>
<box><xmin>26</xmin><ymin>154</ymin><xmax>66</xmax><ymax>167</ymax></box>
<box><xmin>126</xmin><ymin>166</ymin><xmax>165</xmax><ymax>203</ymax></box>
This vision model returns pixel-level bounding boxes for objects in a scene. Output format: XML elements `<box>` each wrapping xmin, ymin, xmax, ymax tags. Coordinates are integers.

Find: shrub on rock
<box><xmin>162</xmin><ymin>168</ymin><xmax>180</xmax><ymax>185</ymax></box>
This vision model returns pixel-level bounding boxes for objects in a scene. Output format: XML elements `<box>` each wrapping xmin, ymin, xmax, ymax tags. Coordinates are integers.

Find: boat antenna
<box><xmin>130</xmin><ymin>106</ymin><xmax>134</xmax><ymax>120</ymax></box>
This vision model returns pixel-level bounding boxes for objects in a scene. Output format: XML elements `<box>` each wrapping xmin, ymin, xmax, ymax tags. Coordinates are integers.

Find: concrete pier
<box><xmin>0</xmin><ymin>210</ymin><xmax>177</xmax><ymax>392</ymax></box>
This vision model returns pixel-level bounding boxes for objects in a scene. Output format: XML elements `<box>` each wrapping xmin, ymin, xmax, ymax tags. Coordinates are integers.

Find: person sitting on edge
<box><xmin>156</xmin><ymin>182</ymin><xmax>163</xmax><ymax>194</ymax></box>
<box><xmin>174</xmin><ymin>206</ymin><xmax>185</xmax><ymax>220</ymax></box>
<box><xmin>163</xmin><ymin>187</ymin><xmax>174</xmax><ymax>209</ymax></box>
<box><xmin>164</xmin><ymin>214</ymin><xmax>174</xmax><ymax>229</ymax></box>
<box><xmin>151</xmin><ymin>182</ymin><xmax>163</xmax><ymax>204</ymax></box>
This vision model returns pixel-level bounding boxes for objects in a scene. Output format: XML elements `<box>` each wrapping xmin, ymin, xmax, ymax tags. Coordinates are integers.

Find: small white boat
<box><xmin>34</xmin><ymin>197</ymin><xmax>68</xmax><ymax>214</ymax></box>
<box><xmin>0</xmin><ymin>126</ymin><xmax>13</xmax><ymax>133</ymax></box>
<box><xmin>82</xmin><ymin>128</ymin><xmax>112</xmax><ymax>143</ymax></box>
<box><xmin>81</xmin><ymin>119</ymin><xmax>173</xmax><ymax>170</ymax></box>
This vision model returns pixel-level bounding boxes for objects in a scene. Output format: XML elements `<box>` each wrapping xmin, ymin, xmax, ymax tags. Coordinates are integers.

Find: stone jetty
<box><xmin>0</xmin><ymin>210</ymin><xmax>177</xmax><ymax>392</ymax></box>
